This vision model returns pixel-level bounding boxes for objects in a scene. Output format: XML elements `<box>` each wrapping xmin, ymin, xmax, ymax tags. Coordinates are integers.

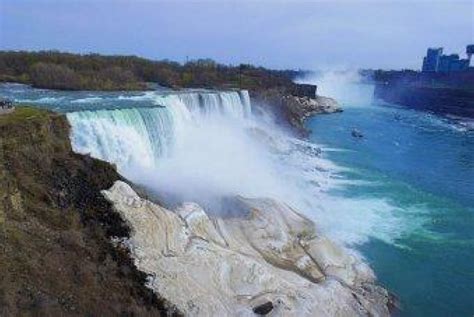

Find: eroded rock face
<box><xmin>250</xmin><ymin>89</ymin><xmax>342</xmax><ymax>135</ymax></box>
<box><xmin>282</xmin><ymin>95</ymin><xmax>342</xmax><ymax>125</ymax></box>
<box><xmin>103</xmin><ymin>181</ymin><xmax>391</xmax><ymax>317</ymax></box>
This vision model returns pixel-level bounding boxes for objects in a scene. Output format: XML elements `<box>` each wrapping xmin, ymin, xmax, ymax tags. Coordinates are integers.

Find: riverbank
<box><xmin>374</xmin><ymin>82</ymin><xmax>474</xmax><ymax>118</ymax></box>
<box><xmin>0</xmin><ymin>107</ymin><xmax>179</xmax><ymax>316</ymax></box>
<box><xmin>368</xmin><ymin>68</ymin><xmax>474</xmax><ymax>119</ymax></box>
<box><xmin>103</xmin><ymin>181</ymin><xmax>392</xmax><ymax>316</ymax></box>
<box><xmin>251</xmin><ymin>88</ymin><xmax>341</xmax><ymax>135</ymax></box>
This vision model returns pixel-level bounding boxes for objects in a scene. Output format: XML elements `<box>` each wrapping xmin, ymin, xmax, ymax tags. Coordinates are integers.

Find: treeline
<box><xmin>0</xmin><ymin>51</ymin><xmax>303</xmax><ymax>91</ymax></box>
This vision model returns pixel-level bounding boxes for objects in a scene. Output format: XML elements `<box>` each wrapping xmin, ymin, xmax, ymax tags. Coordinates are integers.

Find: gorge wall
<box><xmin>374</xmin><ymin>83</ymin><xmax>474</xmax><ymax>119</ymax></box>
<box><xmin>0</xmin><ymin>107</ymin><xmax>179</xmax><ymax>316</ymax></box>
<box><xmin>251</xmin><ymin>88</ymin><xmax>341</xmax><ymax>134</ymax></box>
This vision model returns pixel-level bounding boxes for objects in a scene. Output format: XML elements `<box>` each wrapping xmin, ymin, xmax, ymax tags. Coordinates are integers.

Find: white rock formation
<box><xmin>102</xmin><ymin>181</ymin><xmax>391</xmax><ymax>317</ymax></box>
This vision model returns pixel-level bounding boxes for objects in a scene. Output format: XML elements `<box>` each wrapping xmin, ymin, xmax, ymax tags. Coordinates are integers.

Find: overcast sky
<box><xmin>1</xmin><ymin>0</ymin><xmax>473</xmax><ymax>70</ymax></box>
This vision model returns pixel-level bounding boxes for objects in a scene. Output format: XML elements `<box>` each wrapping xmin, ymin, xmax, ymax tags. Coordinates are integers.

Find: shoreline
<box><xmin>251</xmin><ymin>88</ymin><xmax>342</xmax><ymax>136</ymax></box>
<box><xmin>103</xmin><ymin>180</ymin><xmax>393</xmax><ymax>316</ymax></box>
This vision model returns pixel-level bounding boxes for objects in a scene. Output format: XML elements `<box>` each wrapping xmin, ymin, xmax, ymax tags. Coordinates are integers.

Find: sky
<box><xmin>0</xmin><ymin>0</ymin><xmax>473</xmax><ymax>70</ymax></box>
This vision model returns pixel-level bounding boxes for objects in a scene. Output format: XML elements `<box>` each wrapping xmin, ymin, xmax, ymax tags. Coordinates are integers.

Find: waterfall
<box><xmin>0</xmin><ymin>82</ymin><xmax>434</xmax><ymax>250</ymax></box>
<box><xmin>67</xmin><ymin>90</ymin><xmax>252</xmax><ymax>170</ymax></box>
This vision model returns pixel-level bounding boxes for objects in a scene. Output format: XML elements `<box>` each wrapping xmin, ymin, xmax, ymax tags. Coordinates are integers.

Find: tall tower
<box><xmin>466</xmin><ymin>45</ymin><xmax>474</xmax><ymax>65</ymax></box>
<box><xmin>422</xmin><ymin>48</ymin><xmax>443</xmax><ymax>72</ymax></box>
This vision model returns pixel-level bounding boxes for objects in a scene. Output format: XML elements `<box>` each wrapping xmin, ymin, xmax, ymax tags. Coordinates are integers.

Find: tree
<box><xmin>29</xmin><ymin>62</ymin><xmax>80</xmax><ymax>90</ymax></box>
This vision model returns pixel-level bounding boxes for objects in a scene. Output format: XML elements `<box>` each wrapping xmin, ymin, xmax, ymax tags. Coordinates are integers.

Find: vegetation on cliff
<box><xmin>0</xmin><ymin>107</ymin><xmax>180</xmax><ymax>316</ymax></box>
<box><xmin>0</xmin><ymin>50</ymin><xmax>303</xmax><ymax>91</ymax></box>
<box><xmin>0</xmin><ymin>51</ymin><xmax>330</xmax><ymax>134</ymax></box>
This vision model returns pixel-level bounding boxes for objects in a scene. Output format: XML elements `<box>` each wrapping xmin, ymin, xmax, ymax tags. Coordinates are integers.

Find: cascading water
<box><xmin>67</xmin><ymin>90</ymin><xmax>251</xmax><ymax>170</ymax></box>
<box><xmin>0</xmin><ymin>83</ymin><xmax>421</xmax><ymax>248</ymax></box>
<box><xmin>2</xmin><ymin>82</ymin><xmax>472</xmax><ymax>316</ymax></box>
<box><xmin>67</xmin><ymin>107</ymin><xmax>175</xmax><ymax>168</ymax></box>
<box><xmin>65</xmin><ymin>87</ymin><xmax>417</xmax><ymax>248</ymax></box>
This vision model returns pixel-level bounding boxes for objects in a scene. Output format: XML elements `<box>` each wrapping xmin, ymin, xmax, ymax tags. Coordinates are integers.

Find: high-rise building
<box><xmin>467</xmin><ymin>45</ymin><xmax>474</xmax><ymax>64</ymax></box>
<box><xmin>422</xmin><ymin>45</ymin><xmax>472</xmax><ymax>72</ymax></box>
<box><xmin>439</xmin><ymin>54</ymin><xmax>459</xmax><ymax>72</ymax></box>
<box><xmin>422</xmin><ymin>48</ymin><xmax>443</xmax><ymax>72</ymax></box>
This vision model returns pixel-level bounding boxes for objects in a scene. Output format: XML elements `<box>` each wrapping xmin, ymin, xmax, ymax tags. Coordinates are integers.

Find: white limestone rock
<box><xmin>102</xmin><ymin>181</ymin><xmax>391</xmax><ymax>317</ymax></box>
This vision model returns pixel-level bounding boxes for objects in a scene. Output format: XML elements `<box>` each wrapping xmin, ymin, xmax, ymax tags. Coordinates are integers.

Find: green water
<box><xmin>2</xmin><ymin>82</ymin><xmax>473</xmax><ymax>315</ymax></box>
<box><xmin>307</xmin><ymin>85</ymin><xmax>474</xmax><ymax>316</ymax></box>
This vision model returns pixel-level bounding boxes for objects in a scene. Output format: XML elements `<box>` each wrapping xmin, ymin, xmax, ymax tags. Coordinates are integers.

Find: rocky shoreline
<box><xmin>251</xmin><ymin>88</ymin><xmax>342</xmax><ymax>136</ymax></box>
<box><xmin>103</xmin><ymin>181</ymin><xmax>392</xmax><ymax>316</ymax></box>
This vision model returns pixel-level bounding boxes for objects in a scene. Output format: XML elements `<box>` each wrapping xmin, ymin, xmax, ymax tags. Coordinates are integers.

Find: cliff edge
<box><xmin>251</xmin><ymin>88</ymin><xmax>342</xmax><ymax>135</ymax></box>
<box><xmin>0</xmin><ymin>107</ymin><xmax>179</xmax><ymax>316</ymax></box>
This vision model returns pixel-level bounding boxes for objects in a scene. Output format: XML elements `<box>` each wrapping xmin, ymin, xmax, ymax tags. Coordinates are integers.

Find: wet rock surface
<box><xmin>251</xmin><ymin>89</ymin><xmax>342</xmax><ymax>136</ymax></box>
<box><xmin>103</xmin><ymin>181</ymin><xmax>391</xmax><ymax>317</ymax></box>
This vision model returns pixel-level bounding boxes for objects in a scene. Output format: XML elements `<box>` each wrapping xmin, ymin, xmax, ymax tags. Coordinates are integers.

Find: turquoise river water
<box><xmin>1</xmin><ymin>82</ymin><xmax>473</xmax><ymax>316</ymax></box>
<box><xmin>306</xmin><ymin>83</ymin><xmax>473</xmax><ymax>316</ymax></box>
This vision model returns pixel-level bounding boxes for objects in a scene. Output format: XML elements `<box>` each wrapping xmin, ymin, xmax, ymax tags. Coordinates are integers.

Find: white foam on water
<box><xmin>296</xmin><ymin>70</ymin><xmax>375</xmax><ymax>107</ymax></box>
<box><xmin>67</xmin><ymin>88</ymin><xmax>425</xmax><ymax>247</ymax></box>
<box><xmin>16</xmin><ymin>96</ymin><xmax>64</xmax><ymax>104</ymax></box>
<box><xmin>117</xmin><ymin>91</ymin><xmax>156</xmax><ymax>101</ymax></box>
<box><xmin>71</xmin><ymin>97</ymin><xmax>104</xmax><ymax>104</ymax></box>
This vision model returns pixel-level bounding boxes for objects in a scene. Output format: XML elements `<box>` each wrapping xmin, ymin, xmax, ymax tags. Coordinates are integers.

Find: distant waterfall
<box><xmin>67</xmin><ymin>90</ymin><xmax>252</xmax><ymax>169</ymax></box>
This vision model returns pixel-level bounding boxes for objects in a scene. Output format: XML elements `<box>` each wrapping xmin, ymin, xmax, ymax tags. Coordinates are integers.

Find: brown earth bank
<box><xmin>0</xmin><ymin>107</ymin><xmax>180</xmax><ymax>316</ymax></box>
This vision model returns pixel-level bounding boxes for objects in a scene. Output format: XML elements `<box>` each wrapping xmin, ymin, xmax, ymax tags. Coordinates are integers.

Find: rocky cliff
<box><xmin>103</xmin><ymin>181</ymin><xmax>392</xmax><ymax>317</ymax></box>
<box><xmin>251</xmin><ymin>88</ymin><xmax>342</xmax><ymax>135</ymax></box>
<box><xmin>0</xmin><ymin>107</ymin><xmax>179</xmax><ymax>316</ymax></box>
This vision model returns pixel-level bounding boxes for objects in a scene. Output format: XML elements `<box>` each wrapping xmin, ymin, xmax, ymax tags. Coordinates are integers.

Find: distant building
<box><xmin>467</xmin><ymin>45</ymin><xmax>474</xmax><ymax>63</ymax></box>
<box><xmin>422</xmin><ymin>45</ymin><xmax>472</xmax><ymax>73</ymax></box>
<box><xmin>422</xmin><ymin>48</ymin><xmax>443</xmax><ymax>72</ymax></box>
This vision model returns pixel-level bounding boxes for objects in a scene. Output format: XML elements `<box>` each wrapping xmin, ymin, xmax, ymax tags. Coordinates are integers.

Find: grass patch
<box><xmin>0</xmin><ymin>105</ymin><xmax>53</xmax><ymax>127</ymax></box>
